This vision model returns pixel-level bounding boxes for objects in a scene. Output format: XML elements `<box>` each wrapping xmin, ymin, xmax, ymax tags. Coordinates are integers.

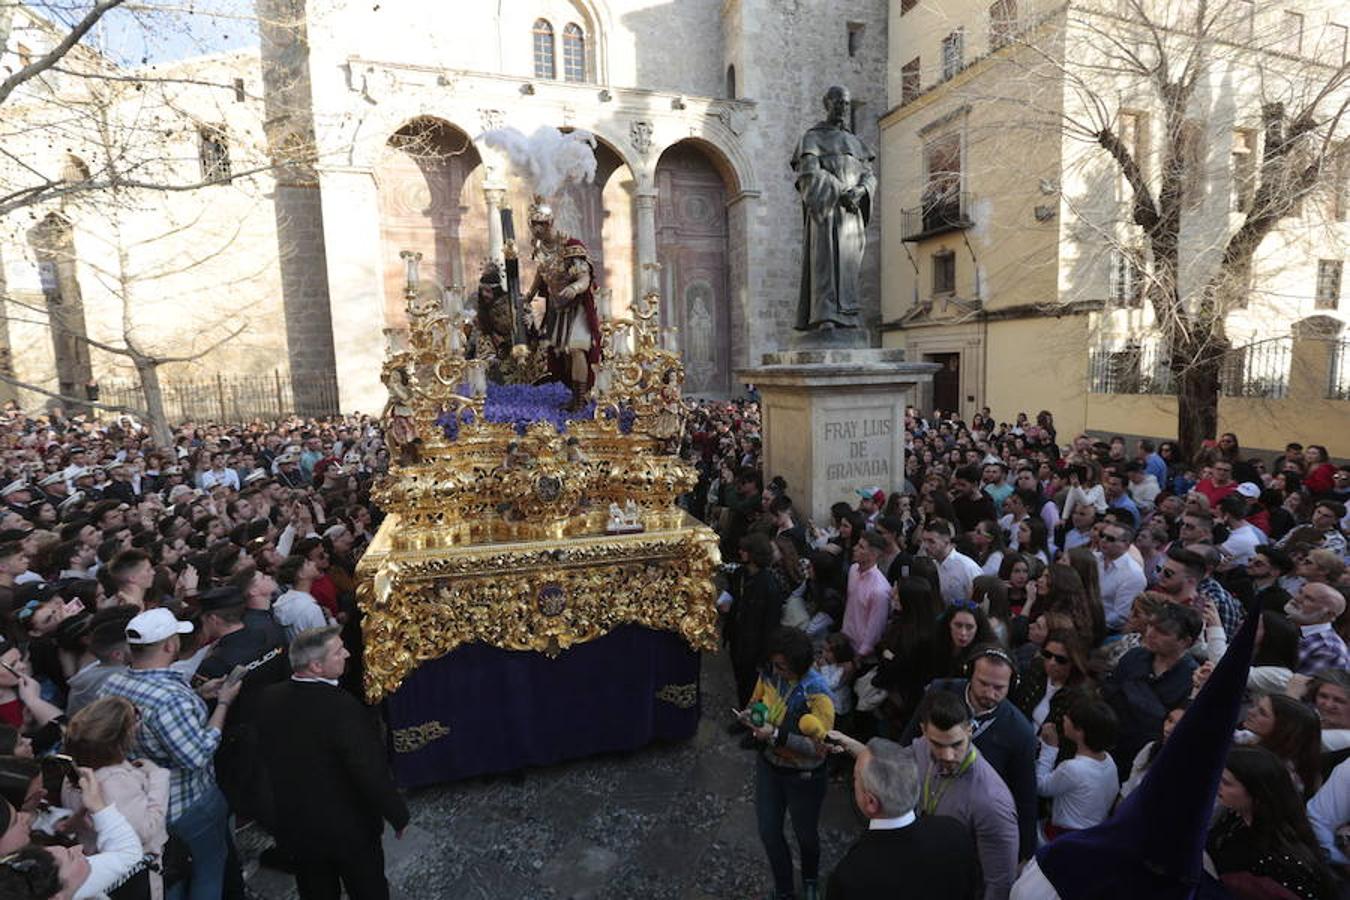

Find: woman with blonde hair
<box><xmin>62</xmin><ymin>695</ymin><xmax>170</xmax><ymax>899</ymax></box>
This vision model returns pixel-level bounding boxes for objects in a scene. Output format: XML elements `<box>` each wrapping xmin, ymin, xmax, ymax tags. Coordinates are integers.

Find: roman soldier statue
<box><xmin>522</xmin><ymin>196</ymin><xmax>602</xmax><ymax>410</ymax></box>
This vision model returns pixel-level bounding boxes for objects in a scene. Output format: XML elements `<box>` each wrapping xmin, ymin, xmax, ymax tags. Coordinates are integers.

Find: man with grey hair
<box><xmin>826</xmin><ymin>735</ymin><xmax>979</xmax><ymax>898</ymax></box>
<box><xmin>1286</xmin><ymin>582</ymin><xmax>1350</xmax><ymax>675</ymax></box>
<box><xmin>256</xmin><ymin>626</ymin><xmax>409</xmax><ymax>900</ymax></box>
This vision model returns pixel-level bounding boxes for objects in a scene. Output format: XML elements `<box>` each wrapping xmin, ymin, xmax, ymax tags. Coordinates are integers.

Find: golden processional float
<box><xmin>354</xmin><ymin>159</ymin><xmax>720</xmax><ymax>781</ymax></box>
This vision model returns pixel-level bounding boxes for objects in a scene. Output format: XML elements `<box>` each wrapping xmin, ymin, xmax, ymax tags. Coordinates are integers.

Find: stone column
<box><xmin>634</xmin><ymin>187</ymin><xmax>659</xmax><ymax>295</ymax></box>
<box><xmin>484</xmin><ymin>185</ymin><xmax>506</xmax><ymax>269</ymax></box>
<box><xmin>317</xmin><ymin>167</ymin><xmax>387</xmax><ymax>414</ymax></box>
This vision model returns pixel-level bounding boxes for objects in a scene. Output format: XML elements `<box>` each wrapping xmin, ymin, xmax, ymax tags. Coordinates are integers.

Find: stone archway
<box><xmin>376</xmin><ymin>118</ymin><xmax>485</xmax><ymax>330</ymax></box>
<box><xmin>655</xmin><ymin>142</ymin><xmax>732</xmax><ymax>395</ymax></box>
<box><xmin>464</xmin><ymin>133</ymin><xmax>634</xmax><ymax>314</ymax></box>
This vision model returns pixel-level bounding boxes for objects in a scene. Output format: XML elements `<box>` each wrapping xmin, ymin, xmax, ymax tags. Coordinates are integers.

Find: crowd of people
<box><xmin>0</xmin><ymin>391</ymin><xmax>1344</xmax><ymax>899</ymax></box>
<box><xmin>699</xmin><ymin>403</ymin><xmax>1350</xmax><ymax>900</ymax></box>
<box><xmin>0</xmin><ymin>406</ymin><xmax>407</xmax><ymax>900</ymax></box>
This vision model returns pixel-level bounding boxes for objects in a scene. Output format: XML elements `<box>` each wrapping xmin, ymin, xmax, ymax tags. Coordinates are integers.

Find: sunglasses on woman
<box><xmin>1041</xmin><ymin>648</ymin><xmax>1070</xmax><ymax>665</ymax></box>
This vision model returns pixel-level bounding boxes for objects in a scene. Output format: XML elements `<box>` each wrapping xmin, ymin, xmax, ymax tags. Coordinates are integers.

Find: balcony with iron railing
<box><xmin>901</xmin><ymin>190</ymin><xmax>974</xmax><ymax>242</ymax></box>
<box><xmin>1087</xmin><ymin>338</ymin><xmax>1296</xmax><ymax>400</ymax></box>
<box><xmin>1331</xmin><ymin>339</ymin><xmax>1350</xmax><ymax>400</ymax></box>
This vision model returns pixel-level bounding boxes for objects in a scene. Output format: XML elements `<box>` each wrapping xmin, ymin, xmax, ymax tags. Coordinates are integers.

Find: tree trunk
<box><xmin>1174</xmin><ymin>348</ymin><xmax>1222</xmax><ymax>462</ymax></box>
<box><xmin>134</xmin><ymin>357</ymin><xmax>173</xmax><ymax>448</ymax></box>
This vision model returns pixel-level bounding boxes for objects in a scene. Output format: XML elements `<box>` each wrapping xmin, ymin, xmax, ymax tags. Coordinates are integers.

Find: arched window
<box><xmin>562</xmin><ymin>22</ymin><xmax>586</xmax><ymax>82</ymax></box>
<box><xmin>532</xmin><ymin>19</ymin><xmax>555</xmax><ymax>79</ymax></box>
<box><xmin>61</xmin><ymin>154</ymin><xmax>90</xmax><ymax>183</ymax></box>
<box><xmin>725</xmin><ymin>64</ymin><xmax>736</xmax><ymax>98</ymax></box>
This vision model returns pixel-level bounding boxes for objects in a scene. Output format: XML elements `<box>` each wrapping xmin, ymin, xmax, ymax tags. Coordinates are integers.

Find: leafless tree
<box><xmin>0</xmin><ymin>0</ymin><xmax>310</xmax><ymax>215</ymax></box>
<box><xmin>1073</xmin><ymin>1</ymin><xmax>1348</xmax><ymax>455</ymax></box>
<box><xmin>1</xmin><ymin>0</ymin><xmax>314</xmax><ymax>439</ymax></box>
<box><xmin>931</xmin><ymin>0</ymin><xmax>1349</xmax><ymax>456</ymax></box>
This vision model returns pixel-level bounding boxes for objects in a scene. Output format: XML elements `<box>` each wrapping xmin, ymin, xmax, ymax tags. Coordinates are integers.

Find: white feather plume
<box><xmin>479</xmin><ymin>126</ymin><xmax>598</xmax><ymax>199</ymax></box>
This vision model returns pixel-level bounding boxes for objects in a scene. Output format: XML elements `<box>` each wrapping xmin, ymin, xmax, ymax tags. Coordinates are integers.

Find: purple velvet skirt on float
<box><xmin>383</xmin><ymin>625</ymin><xmax>702</xmax><ymax>787</ymax></box>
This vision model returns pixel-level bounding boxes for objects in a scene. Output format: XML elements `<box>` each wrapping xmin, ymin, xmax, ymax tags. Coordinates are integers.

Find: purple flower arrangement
<box><xmin>435</xmin><ymin>382</ymin><xmax>635</xmax><ymax>439</ymax></box>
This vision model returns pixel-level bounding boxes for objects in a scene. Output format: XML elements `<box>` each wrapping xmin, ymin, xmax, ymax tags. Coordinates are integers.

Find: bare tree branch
<box><xmin>0</xmin><ymin>371</ymin><xmax>142</xmax><ymax>416</ymax></box>
<box><xmin>154</xmin><ymin>322</ymin><xmax>249</xmax><ymax>364</ymax></box>
<box><xmin>1097</xmin><ymin>125</ymin><xmax>1160</xmax><ymax>229</ymax></box>
<box><xmin>0</xmin><ymin>164</ymin><xmax>279</xmax><ymax>217</ymax></box>
<box><xmin>0</xmin><ymin>0</ymin><xmax>128</xmax><ymax>107</ymax></box>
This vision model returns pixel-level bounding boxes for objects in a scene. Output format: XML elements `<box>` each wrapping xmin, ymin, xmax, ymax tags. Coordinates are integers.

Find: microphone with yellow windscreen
<box><xmin>798</xmin><ymin>713</ymin><xmax>826</xmax><ymax>740</ymax></box>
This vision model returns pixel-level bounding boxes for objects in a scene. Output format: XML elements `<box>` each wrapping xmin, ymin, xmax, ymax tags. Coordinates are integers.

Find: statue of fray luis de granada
<box><xmin>791</xmin><ymin>85</ymin><xmax>877</xmax><ymax>334</ymax></box>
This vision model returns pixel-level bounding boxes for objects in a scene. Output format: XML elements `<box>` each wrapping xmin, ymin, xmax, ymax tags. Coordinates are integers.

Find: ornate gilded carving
<box><xmin>392</xmin><ymin>720</ymin><xmax>451</xmax><ymax>753</ymax></box>
<box><xmin>359</xmin><ymin>521</ymin><xmax>720</xmax><ymax>700</ymax></box>
<box><xmin>655</xmin><ymin>683</ymin><xmax>699</xmax><ymax>710</ymax></box>
<box><xmin>358</xmin><ymin>253</ymin><xmax>718</xmax><ymax>701</ymax></box>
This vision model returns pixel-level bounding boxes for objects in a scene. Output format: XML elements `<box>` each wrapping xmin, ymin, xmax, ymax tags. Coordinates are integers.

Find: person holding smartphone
<box><xmin>0</xmin><ymin>765</ymin><xmax>143</xmax><ymax>899</ymax></box>
<box><xmin>97</xmin><ymin>607</ymin><xmax>243</xmax><ymax>900</ymax></box>
<box><xmin>62</xmin><ymin>696</ymin><xmax>170</xmax><ymax>899</ymax></box>
<box><xmin>739</xmin><ymin>627</ymin><xmax>835</xmax><ymax>900</ymax></box>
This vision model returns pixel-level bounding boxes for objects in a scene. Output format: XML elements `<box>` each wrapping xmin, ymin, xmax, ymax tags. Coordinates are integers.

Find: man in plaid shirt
<box><xmin>1192</xmin><ymin>560</ymin><xmax>1245</xmax><ymax>639</ymax></box>
<box><xmin>1157</xmin><ymin>546</ymin><xmax>1244</xmax><ymax>637</ymax></box>
<box><xmin>1285</xmin><ymin>583</ymin><xmax>1350</xmax><ymax>676</ymax></box>
<box><xmin>101</xmin><ymin>607</ymin><xmax>243</xmax><ymax>900</ymax></box>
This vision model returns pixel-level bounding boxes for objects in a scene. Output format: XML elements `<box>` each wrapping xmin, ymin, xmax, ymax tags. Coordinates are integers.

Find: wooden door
<box><xmin>927</xmin><ymin>352</ymin><xmax>961</xmax><ymax>415</ymax></box>
<box><xmin>655</xmin><ymin>145</ymin><xmax>731</xmax><ymax>395</ymax></box>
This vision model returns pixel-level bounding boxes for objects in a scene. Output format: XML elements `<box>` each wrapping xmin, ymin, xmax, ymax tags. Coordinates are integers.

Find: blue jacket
<box><xmin>1102</xmin><ymin>647</ymin><xmax>1197</xmax><ymax>781</ymax></box>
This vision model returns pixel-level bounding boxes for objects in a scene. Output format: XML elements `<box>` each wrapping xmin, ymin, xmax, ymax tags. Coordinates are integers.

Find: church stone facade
<box><xmin>267</xmin><ymin>0</ymin><xmax>889</xmax><ymax>412</ymax></box>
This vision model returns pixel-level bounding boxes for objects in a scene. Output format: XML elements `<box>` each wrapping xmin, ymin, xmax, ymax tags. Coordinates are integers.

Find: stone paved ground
<box><xmin>242</xmin><ymin>650</ymin><xmax>864</xmax><ymax>899</ymax></box>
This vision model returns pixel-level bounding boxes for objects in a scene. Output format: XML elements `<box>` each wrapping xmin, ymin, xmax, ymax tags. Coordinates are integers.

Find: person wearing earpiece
<box><xmin>841</xmin><ymin>688</ymin><xmax>1018</xmax><ymax>900</ymax></box>
<box><xmin>900</xmin><ymin>644</ymin><xmax>1040</xmax><ymax>862</ymax></box>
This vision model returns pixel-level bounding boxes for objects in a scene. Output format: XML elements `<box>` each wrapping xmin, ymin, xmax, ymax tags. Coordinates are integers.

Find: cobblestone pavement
<box><xmin>242</xmin><ymin>650</ymin><xmax>864</xmax><ymax>899</ymax></box>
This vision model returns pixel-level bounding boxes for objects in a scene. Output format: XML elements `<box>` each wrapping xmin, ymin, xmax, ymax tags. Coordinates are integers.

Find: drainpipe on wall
<box><xmin>959</xmin><ymin>231</ymin><xmax>986</xmax><ymax>411</ymax></box>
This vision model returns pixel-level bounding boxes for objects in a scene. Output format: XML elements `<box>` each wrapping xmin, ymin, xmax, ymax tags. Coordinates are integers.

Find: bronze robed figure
<box><xmin>791</xmin><ymin>85</ymin><xmax>877</xmax><ymax>332</ymax></box>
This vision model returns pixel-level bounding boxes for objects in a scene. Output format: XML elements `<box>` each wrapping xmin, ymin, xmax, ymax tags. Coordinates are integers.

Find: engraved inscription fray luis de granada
<box><xmin>821</xmin><ymin>414</ymin><xmax>893</xmax><ymax>483</ymax></box>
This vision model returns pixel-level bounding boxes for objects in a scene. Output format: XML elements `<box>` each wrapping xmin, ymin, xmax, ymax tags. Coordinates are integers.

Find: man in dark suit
<box><xmin>826</xmin><ymin>735</ymin><xmax>977</xmax><ymax>899</ymax></box>
<box><xmin>256</xmin><ymin>625</ymin><xmax>409</xmax><ymax>900</ymax></box>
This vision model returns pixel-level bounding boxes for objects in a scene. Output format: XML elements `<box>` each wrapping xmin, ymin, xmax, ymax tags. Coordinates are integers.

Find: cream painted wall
<box><xmin>882</xmin><ymin>0</ymin><xmax>1350</xmax><ymax>439</ymax></box>
<box><xmin>985</xmin><ymin>315</ymin><xmax>1091</xmax><ymax>431</ymax></box>
<box><xmin>880</xmin><ymin>22</ymin><xmax>1064</xmax><ymax>329</ymax></box>
<box><xmin>885</xmin><ymin>0</ymin><xmax>1062</xmax><ymax>107</ymax></box>
<box><xmin>1085</xmin><ymin>394</ymin><xmax>1350</xmax><ymax>457</ymax></box>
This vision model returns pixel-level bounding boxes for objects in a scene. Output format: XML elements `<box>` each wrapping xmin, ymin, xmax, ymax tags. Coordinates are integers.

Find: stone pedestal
<box><xmin>738</xmin><ymin>348</ymin><xmax>939</xmax><ymax>526</ymax></box>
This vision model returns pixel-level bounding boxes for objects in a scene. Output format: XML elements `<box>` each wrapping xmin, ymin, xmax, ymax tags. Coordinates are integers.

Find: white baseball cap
<box><xmin>125</xmin><ymin>608</ymin><xmax>194</xmax><ymax>645</ymax></box>
<box><xmin>0</xmin><ymin>480</ymin><xmax>28</xmax><ymax>497</ymax></box>
<box><xmin>1235</xmin><ymin>482</ymin><xmax>1261</xmax><ymax>499</ymax></box>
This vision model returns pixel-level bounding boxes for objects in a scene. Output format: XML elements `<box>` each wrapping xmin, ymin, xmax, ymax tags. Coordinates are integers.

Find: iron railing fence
<box><xmin>1088</xmin><ymin>337</ymin><xmax>1295</xmax><ymax>400</ymax></box>
<box><xmin>100</xmin><ymin>370</ymin><xmax>340</xmax><ymax>424</ymax></box>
